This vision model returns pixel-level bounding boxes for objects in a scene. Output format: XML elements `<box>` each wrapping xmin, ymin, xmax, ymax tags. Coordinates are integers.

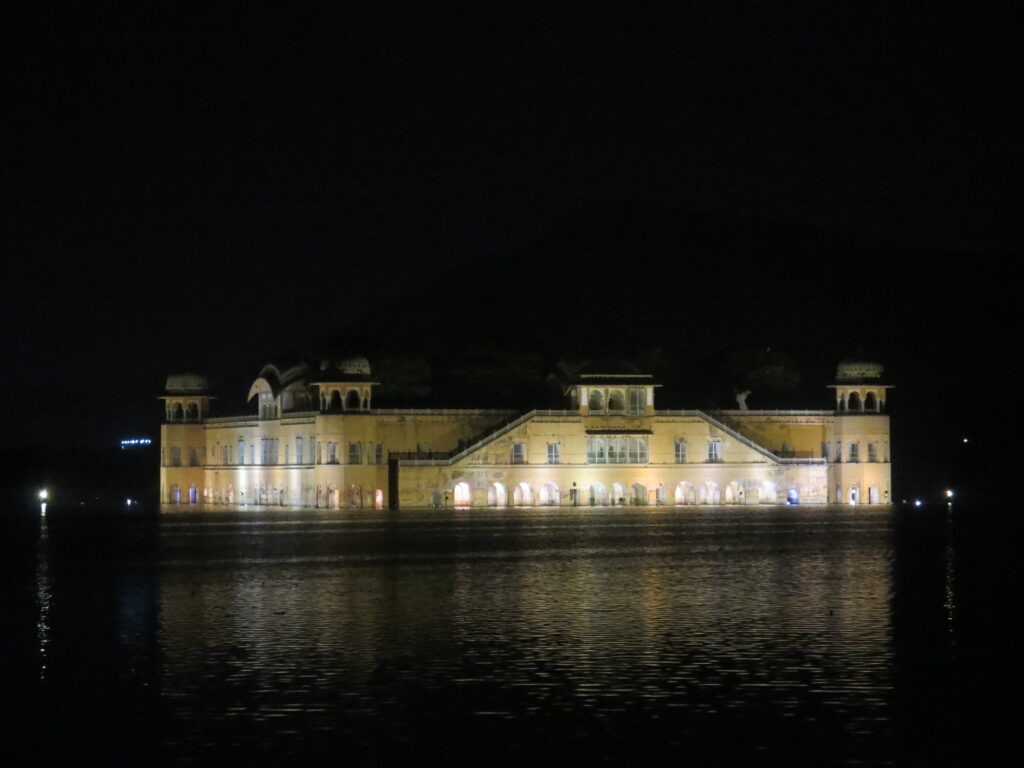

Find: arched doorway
<box><xmin>631</xmin><ymin>482</ymin><xmax>647</xmax><ymax>505</ymax></box>
<box><xmin>725</xmin><ymin>481</ymin><xmax>742</xmax><ymax>504</ymax></box>
<box><xmin>868</xmin><ymin>486</ymin><xmax>879</xmax><ymax>504</ymax></box>
<box><xmin>513</xmin><ymin>482</ymin><xmax>533</xmax><ymax>506</ymax></box>
<box><xmin>374</xmin><ymin>489</ymin><xmax>384</xmax><ymax>509</ymax></box>
<box><xmin>539</xmin><ymin>482</ymin><xmax>559</xmax><ymax>506</ymax></box>
<box><xmin>328</xmin><ymin>485</ymin><xmax>340</xmax><ymax>508</ymax></box>
<box><xmin>347</xmin><ymin>485</ymin><xmax>362</xmax><ymax>508</ymax></box>
<box><xmin>612</xmin><ymin>482</ymin><xmax>626</xmax><ymax>505</ymax></box>
<box><xmin>487</xmin><ymin>482</ymin><xmax>507</xmax><ymax>507</ymax></box>
<box><xmin>589</xmin><ymin>482</ymin><xmax>608</xmax><ymax>506</ymax></box>
<box><xmin>701</xmin><ymin>481</ymin><xmax>721</xmax><ymax>504</ymax></box>
<box><xmin>787</xmin><ymin>488</ymin><xmax>800</xmax><ymax>505</ymax></box>
<box><xmin>453</xmin><ymin>481</ymin><xmax>471</xmax><ymax>507</ymax></box>
<box><xmin>849</xmin><ymin>485</ymin><xmax>860</xmax><ymax>505</ymax></box>
<box><xmin>171</xmin><ymin>484</ymin><xmax>181</xmax><ymax>504</ymax></box>
<box><xmin>760</xmin><ymin>481</ymin><xmax>777</xmax><ymax>504</ymax></box>
<box><xmin>675</xmin><ymin>481</ymin><xmax>695</xmax><ymax>505</ymax></box>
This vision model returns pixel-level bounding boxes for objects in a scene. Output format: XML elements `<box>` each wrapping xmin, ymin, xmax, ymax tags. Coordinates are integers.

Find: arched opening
<box><xmin>849</xmin><ymin>485</ymin><xmax>860</xmax><ymax>504</ymax></box>
<box><xmin>607</xmin><ymin>390</ymin><xmax>625</xmax><ymax>412</ymax></box>
<box><xmin>701</xmin><ymin>481</ymin><xmax>721</xmax><ymax>504</ymax></box>
<box><xmin>787</xmin><ymin>488</ymin><xmax>800</xmax><ymax>505</ymax></box>
<box><xmin>511</xmin><ymin>482</ymin><xmax>531</xmax><ymax>506</ymax></box>
<box><xmin>864</xmin><ymin>392</ymin><xmax>877</xmax><ymax>412</ymax></box>
<box><xmin>345</xmin><ymin>390</ymin><xmax>361</xmax><ymax>410</ymax></box>
<box><xmin>760</xmin><ymin>481</ymin><xmax>777</xmax><ymax>504</ymax></box>
<box><xmin>631</xmin><ymin>482</ymin><xmax>647</xmax><ymax>505</ymax></box>
<box><xmin>172</xmin><ymin>403</ymin><xmax>184</xmax><ymax>421</ymax></box>
<box><xmin>612</xmin><ymin>482</ymin><xmax>626</xmax><ymax>505</ymax></box>
<box><xmin>675</xmin><ymin>481</ymin><xmax>695</xmax><ymax>505</ymax></box>
<box><xmin>487</xmin><ymin>482</ymin><xmax>508</xmax><ymax>507</ymax></box>
<box><xmin>868</xmin><ymin>486</ymin><xmax>879</xmax><ymax>504</ymax></box>
<box><xmin>539</xmin><ymin>482</ymin><xmax>559</xmax><ymax>506</ymax></box>
<box><xmin>328</xmin><ymin>485</ymin><xmax>340</xmax><ymax>508</ymax></box>
<box><xmin>589</xmin><ymin>390</ymin><xmax>604</xmax><ymax>412</ymax></box>
<box><xmin>725</xmin><ymin>481</ymin><xmax>742</xmax><ymax>504</ymax></box>
<box><xmin>227</xmin><ymin>484</ymin><xmax>235</xmax><ymax>504</ymax></box>
<box><xmin>374</xmin><ymin>489</ymin><xmax>384</xmax><ymax>509</ymax></box>
<box><xmin>589</xmin><ymin>482</ymin><xmax>608</xmax><ymax>506</ymax></box>
<box><xmin>347</xmin><ymin>485</ymin><xmax>362</xmax><ymax>508</ymax></box>
<box><xmin>453</xmin><ymin>481</ymin><xmax>471</xmax><ymax>507</ymax></box>
<box><xmin>186</xmin><ymin>402</ymin><xmax>199</xmax><ymax>420</ymax></box>
<box><xmin>848</xmin><ymin>392</ymin><xmax>862</xmax><ymax>412</ymax></box>
<box><xmin>329</xmin><ymin>391</ymin><xmax>343</xmax><ymax>412</ymax></box>
<box><xmin>171</xmin><ymin>484</ymin><xmax>181</xmax><ymax>503</ymax></box>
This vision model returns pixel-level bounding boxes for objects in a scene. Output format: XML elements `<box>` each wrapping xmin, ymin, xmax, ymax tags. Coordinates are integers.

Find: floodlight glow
<box><xmin>39</xmin><ymin>489</ymin><xmax>48</xmax><ymax>501</ymax></box>
<box><xmin>945</xmin><ymin>489</ymin><xmax>954</xmax><ymax>499</ymax></box>
<box><xmin>914</xmin><ymin>499</ymin><xmax>922</xmax><ymax>507</ymax></box>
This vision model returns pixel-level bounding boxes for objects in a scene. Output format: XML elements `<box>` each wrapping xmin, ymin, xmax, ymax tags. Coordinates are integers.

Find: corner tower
<box><xmin>827</xmin><ymin>360</ymin><xmax>892</xmax><ymax>504</ymax></box>
<box><xmin>159</xmin><ymin>373</ymin><xmax>214</xmax><ymax>503</ymax></box>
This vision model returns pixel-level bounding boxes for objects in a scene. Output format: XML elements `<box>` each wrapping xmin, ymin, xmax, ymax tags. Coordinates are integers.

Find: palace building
<box><xmin>159</xmin><ymin>357</ymin><xmax>891</xmax><ymax>509</ymax></box>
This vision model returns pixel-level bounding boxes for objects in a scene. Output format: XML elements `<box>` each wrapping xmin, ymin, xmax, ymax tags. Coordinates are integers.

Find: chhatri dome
<box><xmin>319</xmin><ymin>356</ymin><xmax>372</xmax><ymax>376</ymax></box>
<box><xmin>164</xmin><ymin>372</ymin><xmax>210</xmax><ymax>393</ymax></box>
<box><xmin>835</xmin><ymin>359</ymin><xmax>884</xmax><ymax>382</ymax></box>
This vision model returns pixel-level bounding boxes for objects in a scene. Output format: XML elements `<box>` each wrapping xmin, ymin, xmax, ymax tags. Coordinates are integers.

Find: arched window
<box><xmin>329</xmin><ymin>391</ymin><xmax>343</xmax><ymax>412</ymax></box>
<box><xmin>589</xmin><ymin>390</ymin><xmax>604</xmax><ymax>411</ymax></box>
<box><xmin>848</xmin><ymin>392</ymin><xmax>862</xmax><ymax>411</ymax></box>
<box><xmin>608</xmin><ymin>390</ymin><xmax>625</xmax><ymax>412</ymax></box>
<box><xmin>345</xmin><ymin>390</ymin><xmax>361</xmax><ymax>410</ymax></box>
<box><xmin>864</xmin><ymin>392</ymin><xmax>877</xmax><ymax>412</ymax></box>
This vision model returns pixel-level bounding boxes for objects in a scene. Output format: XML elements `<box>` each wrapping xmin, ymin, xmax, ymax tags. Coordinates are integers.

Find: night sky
<box><xmin>3</xmin><ymin>4</ymin><xmax>1019</xmax><ymax>500</ymax></box>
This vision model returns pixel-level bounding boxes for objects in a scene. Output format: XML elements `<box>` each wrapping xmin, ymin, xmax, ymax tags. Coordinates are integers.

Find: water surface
<box><xmin>1</xmin><ymin>504</ymin><xmax>1015</xmax><ymax>765</ymax></box>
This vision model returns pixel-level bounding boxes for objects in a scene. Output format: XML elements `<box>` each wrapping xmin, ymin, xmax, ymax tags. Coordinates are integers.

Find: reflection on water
<box><xmin>155</xmin><ymin>507</ymin><xmax>895</xmax><ymax>764</ymax></box>
<box><xmin>35</xmin><ymin>515</ymin><xmax>51</xmax><ymax>681</ymax></box>
<box><xmin>3</xmin><ymin>504</ymin><xmax>1014</xmax><ymax>765</ymax></box>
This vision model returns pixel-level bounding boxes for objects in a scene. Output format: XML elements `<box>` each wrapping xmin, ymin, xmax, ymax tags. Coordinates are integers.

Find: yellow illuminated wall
<box><xmin>160</xmin><ymin>362</ymin><xmax>892</xmax><ymax>508</ymax></box>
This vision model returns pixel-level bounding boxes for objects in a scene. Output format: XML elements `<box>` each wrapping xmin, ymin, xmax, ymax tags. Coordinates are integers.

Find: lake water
<box><xmin>1</xmin><ymin>504</ymin><xmax>1016</xmax><ymax>766</ymax></box>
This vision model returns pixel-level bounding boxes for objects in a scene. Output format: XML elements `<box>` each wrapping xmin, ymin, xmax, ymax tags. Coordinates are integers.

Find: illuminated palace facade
<box><xmin>159</xmin><ymin>358</ymin><xmax>892</xmax><ymax>509</ymax></box>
